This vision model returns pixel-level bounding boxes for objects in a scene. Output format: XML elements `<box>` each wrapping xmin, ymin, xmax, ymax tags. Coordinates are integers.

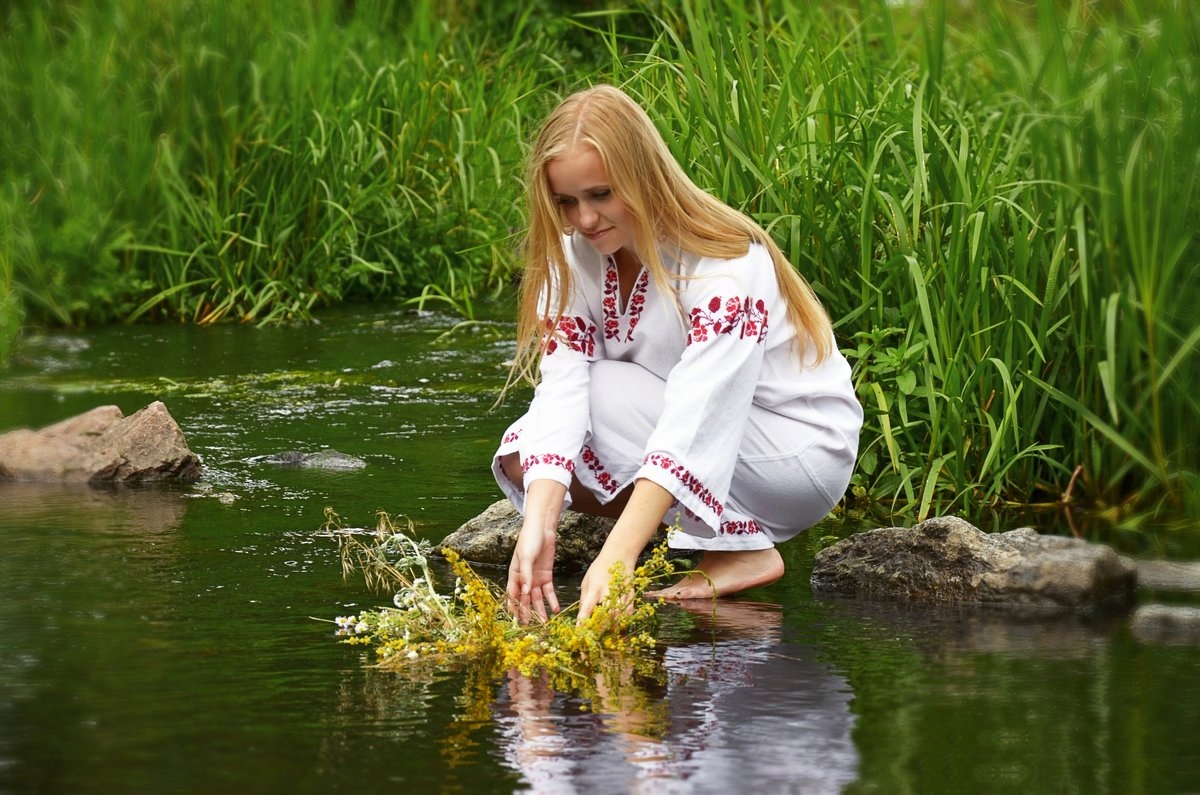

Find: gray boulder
<box><xmin>439</xmin><ymin>499</ymin><xmax>618</xmax><ymax>571</ymax></box>
<box><xmin>440</xmin><ymin>499</ymin><xmax>684</xmax><ymax>572</ymax></box>
<box><xmin>1130</xmin><ymin>604</ymin><xmax>1200</xmax><ymax>645</ymax></box>
<box><xmin>1123</xmin><ymin>558</ymin><xmax>1200</xmax><ymax>592</ymax></box>
<box><xmin>811</xmin><ymin>516</ymin><xmax>1136</xmax><ymax>612</ymax></box>
<box><xmin>0</xmin><ymin>401</ymin><xmax>200</xmax><ymax>483</ymax></box>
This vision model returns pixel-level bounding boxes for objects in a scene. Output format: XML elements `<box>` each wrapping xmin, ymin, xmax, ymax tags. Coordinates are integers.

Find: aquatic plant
<box><xmin>325</xmin><ymin>509</ymin><xmax>675</xmax><ymax>691</ymax></box>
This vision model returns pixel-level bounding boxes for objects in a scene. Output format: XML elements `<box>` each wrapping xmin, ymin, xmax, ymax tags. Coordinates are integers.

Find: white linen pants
<box><xmin>493</xmin><ymin>360</ymin><xmax>856</xmax><ymax>551</ymax></box>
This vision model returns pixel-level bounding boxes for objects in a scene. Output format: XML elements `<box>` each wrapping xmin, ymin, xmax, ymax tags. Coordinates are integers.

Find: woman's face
<box><xmin>546</xmin><ymin>144</ymin><xmax>636</xmax><ymax>264</ymax></box>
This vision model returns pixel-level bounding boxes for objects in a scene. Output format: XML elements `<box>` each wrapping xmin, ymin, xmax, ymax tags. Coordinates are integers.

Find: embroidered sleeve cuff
<box><xmin>636</xmin><ymin>452</ymin><xmax>723</xmax><ymax>530</ymax></box>
<box><xmin>521</xmin><ymin>454</ymin><xmax>576</xmax><ymax>489</ymax></box>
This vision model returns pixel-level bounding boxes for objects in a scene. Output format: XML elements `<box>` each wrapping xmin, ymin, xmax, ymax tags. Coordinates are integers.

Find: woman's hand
<box><xmin>507</xmin><ymin>480</ymin><xmax>568</xmax><ymax>624</ymax></box>
<box><xmin>577</xmin><ymin>548</ymin><xmax>638</xmax><ymax>624</ymax></box>
<box><xmin>576</xmin><ymin>479</ymin><xmax>675</xmax><ymax>624</ymax></box>
<box><xmin>507</xmin><ymin>520</ymin><xmax>561</xmax><ymax>624</ymax></box>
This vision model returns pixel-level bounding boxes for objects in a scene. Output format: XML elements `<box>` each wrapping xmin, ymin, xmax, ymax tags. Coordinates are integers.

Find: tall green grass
<box><xmin>2</xmin><ymin>0</ymin><xmax>1196</xmax><ymax>514</ymax></box>
<box><xmin>588</xmin><ymin>0</ymin><xmax>1198</xmax><ymax>515</ymax></box>
<box><xmin>0</xmin><ymin>236</ymin><xmax>19</xmax><ymax>369</ymax></box>
<box><xmin>0</xmin><ymin>0</ymin><xmax>580</xmax><ymax>328</ymax></box>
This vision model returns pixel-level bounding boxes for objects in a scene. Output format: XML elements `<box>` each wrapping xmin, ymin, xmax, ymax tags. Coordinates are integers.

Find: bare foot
<box><xmin>647</xmin><ymin>548</ymin><xmax>784</xmax><ymax>600</ymax></box>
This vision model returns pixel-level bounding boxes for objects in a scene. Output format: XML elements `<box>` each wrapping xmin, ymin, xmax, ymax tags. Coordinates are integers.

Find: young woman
<box><xmin>494</xmin><ymin>85</ymin><xmax>862</xmax><ymax>622</ymax></box>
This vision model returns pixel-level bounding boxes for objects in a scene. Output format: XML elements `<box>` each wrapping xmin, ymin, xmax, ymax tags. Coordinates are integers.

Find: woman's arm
<box><xmin>506</xmin><ymin>237</ymin><xmax>600</xmax><ymax>623</ymax></box>
<box><xmin>576</xmin><ymin>479</ymin><xmax>674</xmax><ymax>622</ymax></box>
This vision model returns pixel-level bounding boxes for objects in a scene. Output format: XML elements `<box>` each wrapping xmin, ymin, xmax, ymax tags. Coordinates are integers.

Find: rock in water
<box><xmin>250</xmin><ymin>450</ymin><xmax>366</xmax><ymax>470</ymax></box>
<box><xmin>440</xmin><ymin>499</ymin><xmax>683</xmax><ymax>572</ymax></box>
<box><xmin>810</xmin><ymin>516</ymin><xmax>1135</xmax><ymax>612</ymax></box>
<box><xmin>439</xmin><ymin>499</ymin><xmax>617</xmax><ymax>571</ymax></box>
<box><xmin>1130</xmin><ymin>604</ymin><xmax>1200</xmax><ymax>645</ymax></box>
<box><xmin>0</xmin><ymin>401</ymin><xmax>201</xmax><ymax>483</ymax></box>
<box><xmin>1122</xmin><ymin>558</ymin><xmax>1200</xmax><ymax>592</ymax></box>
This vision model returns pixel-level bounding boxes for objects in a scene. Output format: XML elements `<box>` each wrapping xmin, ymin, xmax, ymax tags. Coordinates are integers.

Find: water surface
<box><xmin>1</xmin><ymin>307</ymin><xmax>1197</xmax><ymax>794</ymax></box>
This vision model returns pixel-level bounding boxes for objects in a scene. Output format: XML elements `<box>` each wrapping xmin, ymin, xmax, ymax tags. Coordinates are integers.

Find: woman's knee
<box><xmin>588</xmin><ymin>360</ymin><xmax>665</xmax><ymax>438</ymax></box>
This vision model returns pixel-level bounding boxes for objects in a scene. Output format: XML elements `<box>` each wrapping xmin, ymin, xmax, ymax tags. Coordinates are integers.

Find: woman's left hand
<box><xmin>576</xmin><ymin>479</ymin><xmax>675</xmax><ymax>624</ymax></box>
<box><xmin>577</xmin><ymin>549</ymin><xmax>638</xmax><ymax>624</ymax></box>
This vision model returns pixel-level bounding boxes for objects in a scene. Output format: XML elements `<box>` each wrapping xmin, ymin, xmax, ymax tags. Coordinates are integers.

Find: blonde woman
<box><xmin>495</xmin><ymin>85</ymin><xmax>862</xmax><ymax>623</ymax></box>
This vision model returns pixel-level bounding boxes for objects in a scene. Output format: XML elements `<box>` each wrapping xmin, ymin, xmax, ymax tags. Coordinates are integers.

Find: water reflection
<box><xmin>326</xmin><ymin>655</ymin><xmax>448</xmax><ymax>745</ymax></box>
<box><xmin>813</xmin><ymin>594</ymin><xmax>1125</xmax><ymax>661</ymax></box>
<box><xmin>0</xmin><ymin>481</ymin><xmax>188</xmax><ymax>535</ymax></box>
<box><xmin>494</xmin><ymin>601</ymin><xmax>859</xmax><ymax>794</ymax></box>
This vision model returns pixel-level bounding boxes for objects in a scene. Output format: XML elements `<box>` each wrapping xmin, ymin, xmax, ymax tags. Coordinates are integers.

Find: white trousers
<box><xmin>493</xmin><ymin>360</ymin><xmax>856</xmax><ymax>552</ymax></box>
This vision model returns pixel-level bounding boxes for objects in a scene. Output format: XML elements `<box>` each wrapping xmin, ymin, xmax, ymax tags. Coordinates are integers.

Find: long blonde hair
<box><xmin>512</xmin><ymin>84</ymin><xmax>832</xmax><ymax>384</ymax></box>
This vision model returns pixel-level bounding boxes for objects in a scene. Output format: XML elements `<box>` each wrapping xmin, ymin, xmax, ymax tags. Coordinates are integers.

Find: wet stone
<box><xmin>439</xmin><ymin>499</ymin><xmax>680</xmax><ymax>573</ymax></box>
<box><xmin>1131</xmin><ymin>604</ymin><xmax>1200</xmax><ymax>645</ymax></box>
<box><xmin>811</xmin><ymin>515</ymin><xmax>1136</xmax><ymax>612</ymax></box>
<box><xmin>1123</xmin><ymin>558</ymin><xmax>1200</xmax><ymax>592</ymax></box>
<box><xmin>248</xmin><ymin>450</ymin><xmax>366</xmax><ymax>470</ymax></box>
<box><xmin>439</xmin><ymin>499</ymin><xmax>616</xmax><ymax>572</ymax></box>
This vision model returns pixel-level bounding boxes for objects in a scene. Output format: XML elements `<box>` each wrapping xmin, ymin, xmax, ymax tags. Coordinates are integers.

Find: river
<box><xmin>1</xmin><ymin>306</ymin><xmax>1196</xmax><ymax>794</ymax></box>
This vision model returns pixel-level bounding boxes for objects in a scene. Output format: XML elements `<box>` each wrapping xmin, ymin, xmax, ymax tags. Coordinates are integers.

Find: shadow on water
<box><xmin>1</xmin><ymin>306</ymin><xmax>1198</xmax><ymax>794</ymax></box>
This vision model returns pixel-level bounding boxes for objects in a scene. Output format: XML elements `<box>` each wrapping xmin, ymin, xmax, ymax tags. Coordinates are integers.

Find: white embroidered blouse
<box><xmin>515</xmin><ymin>232</ymin><xmax>862</xmax><ymax>533</ymax></box>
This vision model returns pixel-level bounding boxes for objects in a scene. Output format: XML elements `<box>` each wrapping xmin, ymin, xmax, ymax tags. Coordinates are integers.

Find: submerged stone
<box><xmin>1122</xmin><ymin>558</ymin><xmax>1200</xmax><ymax>592</ymax></box>
<box><xmin>0</xmin><ymin>401</ymin><xmax>200</xmax><ymax>483</ymax></box>
<box><xmin>250</xmin><ymin>450</ymin><xmax>366</xmax><ymax>470</ymax></box>
<box><xmin>810</xmin><ymin>516</ymin><xmax>1136</xmax><ymax>612</ymax></box>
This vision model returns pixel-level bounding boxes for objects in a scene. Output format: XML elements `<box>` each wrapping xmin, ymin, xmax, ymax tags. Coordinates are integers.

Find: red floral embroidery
<box><xmin>581</xmin><ymin>445</ymin><xmax>620</xmax><ymax>495</ymax></box>
<box><xmin>679</xmin><ymin>506</ymin><xmax>761</xmax><ymax>535</ymax></box>
<box><xmin>502</xmin><ymin>429</ymin><xmax>520</xmax><ymax>445</ymax></box>
<box><xmin>602</xmin><ymin>263</ymin><xmax>620</xmax><ymax>341</ymax></box>
<box><xmin>720</xmin><ymin>519</ymin><xmax>763</xmax><ymax>535</ymax></box>
<box><xmin>644</xmin><ymin>453</ymin><xmax>723</xmax><ymax>517</ymax></box>
<box><xmin>624</xmin><ymin>269</ymin><xmax>649</xmax><ymax>342</ymax></box>
<box><xmin>544</xmin><ymin>316</ymin><xmax>596</xmax><ymax>356</ymax></box>
<box><xmin>602</xmin><ymin>259</ymin><xmax>650</xmax><ymax>343</ymax></box>
<box><xmin>522</xmin><ymin>453</ymin><xmax>575</xmax><ymax>474</ymax></box>
<box><xmin>688</xmin><ymin>295</ymin><xmax>768</xmax><ymax>345</ymax></box>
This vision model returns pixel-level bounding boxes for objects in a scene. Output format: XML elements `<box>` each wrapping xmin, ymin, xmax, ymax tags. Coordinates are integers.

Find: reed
<box><xmin>2</xmin><ymin>0</ymin><xmax>1195</xmax><ymax>512</ymax></box>
<box><xmin>0</xmin><ymin>259</ymin><xmax>18</xmax><ymax>369</ymax></box>
<box><xmin>0</xmin><ymin>0</ymin><xmax>576</xmax><ymax>329</ymax></box>
<box><xmin>590</xmin><ymin>0</ymin><xmax>1198</xmax><ymax>514</ymax></box>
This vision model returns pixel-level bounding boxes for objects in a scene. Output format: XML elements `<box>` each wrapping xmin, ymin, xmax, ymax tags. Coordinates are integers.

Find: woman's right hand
<box><xmin>507</xmin><ymin>520</ymin><xmax>561</xmax><ymax>624</ymax></box>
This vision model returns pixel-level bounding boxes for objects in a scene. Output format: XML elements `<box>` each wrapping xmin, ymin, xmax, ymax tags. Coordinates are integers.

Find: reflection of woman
<box><xmin>496</xmin><ymin>601</ymin><xmax>860</xmax><ymax>793</ymax></box>
<box><xmin>494</xmin><ymin>85</ymin><xmax>862</xmax><ymax>622</ymax></box>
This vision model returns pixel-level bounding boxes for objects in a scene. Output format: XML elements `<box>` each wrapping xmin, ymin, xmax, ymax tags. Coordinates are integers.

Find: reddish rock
<box><xmin>0</xmin><ymin>401</ymin><xmax>201</xmax><ymax>483</ymax></box>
